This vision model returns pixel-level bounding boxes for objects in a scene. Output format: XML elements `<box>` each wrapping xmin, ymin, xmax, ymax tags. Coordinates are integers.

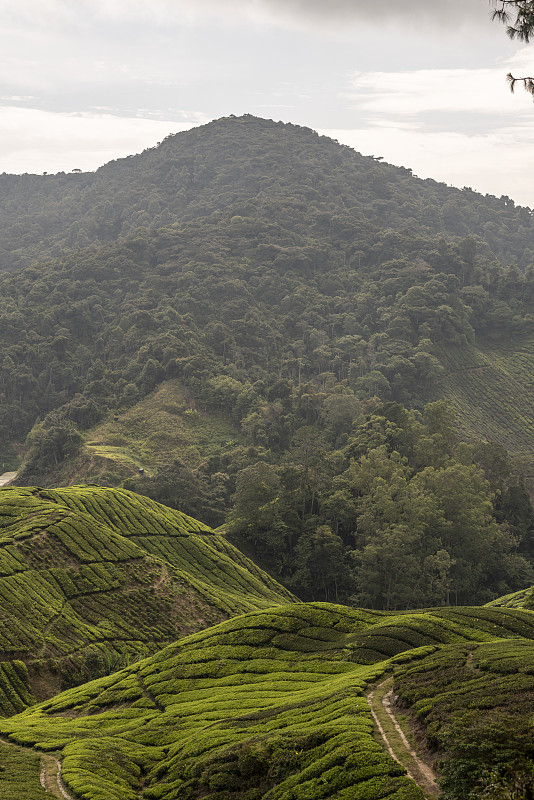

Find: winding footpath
<box><xmin>0</xmin><ymin>735</ymin><xmax>74</xmax><ymax>800</ymax></box>
<box><xmin>40</xmin><ymin>754</ymin><xmax>74</xmax><ymax>800</ymax></box>
<box><xmin>367</xmin><ymin>677</ymin><xmax>439</xmax><ymax>799</ymax></box>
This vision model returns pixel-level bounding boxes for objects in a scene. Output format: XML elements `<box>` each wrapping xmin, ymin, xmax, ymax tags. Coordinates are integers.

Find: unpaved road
<box><xmin>367</xmin><ymin>677</ymin><xmax>439</xmax><ymax>799</ymax></box>
<box><xmin>0</xmin><ymin>472</ymin><xmax>16</xmax><ymax>487</ymax></box>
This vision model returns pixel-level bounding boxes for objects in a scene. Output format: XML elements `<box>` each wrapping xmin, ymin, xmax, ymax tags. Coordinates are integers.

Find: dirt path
<box><xmin>367</xmin><ymin>677</ymin><xmax>439</xmax><ymax>799</ymax></box>
<box><xmin>0</xmin><ymin>472</ymin><xmax>16</xmax><ymax>487</ymax></box>
<box><xmin>40</xmin><ymin>754</ymin><xmax>74</xmax><ymax>799</ymax></box>
<box><xmin>0</xmin><ymin>735</ymin><xmax>73</xmax><ymax>800</ymax></box>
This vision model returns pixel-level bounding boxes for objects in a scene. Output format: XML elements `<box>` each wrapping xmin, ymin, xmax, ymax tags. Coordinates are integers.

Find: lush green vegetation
<box><xmin>0</xmin><ymin>485</ymin><xmax>294</xmax><ymax>695</ymax></box>
<box><xmin>1</xmin><ymin>115</ymin><xmax>534</xmax><ymax>468</ymax></box>
<box><xmin>1</xmin><ymin>601</ymin><xmax>534</xmax><ymax>800</ymax></box>
<box><xmin>1</xmin><ymin>116</ymin><xmax>534</xmax><ymax>604</ymax></box>
<box><xmin>0</xmin><ymin>742</ymin><xmax>50</xmax><ymax>800</ymax></box>
<box><xmin>223</xmin><ymin>400</ymin><xmax>534</xmax><ymax>607</ymax></box>
<box><xmin>2</xmin><ymin>115</ymin><xmax>534</xmax><ymax>800</ymax></box>
<box><xmin>485</xmin><ymin>584</ymin><xmax>534</xmax><ymax>609</ymax></box>
<box><xmin>394</xmin><ymin>638</ymin><xmax>534</xmax><ymax>798</ymax></box>
<box><xmin>1</xmin><ymin>115</ymin><xmax>534</xmax><ymax>602</ymax></box>
<box><xmin>0</xmin><ymin>114</ymin><xmax>532</xmax><ymax>277</ymax></box>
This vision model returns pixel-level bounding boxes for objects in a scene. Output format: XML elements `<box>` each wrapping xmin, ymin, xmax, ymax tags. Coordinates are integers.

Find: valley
<box><xmin>1</xmin><ymin>115</ymin><xmax>534</xmax><ymax>798</ymax></box>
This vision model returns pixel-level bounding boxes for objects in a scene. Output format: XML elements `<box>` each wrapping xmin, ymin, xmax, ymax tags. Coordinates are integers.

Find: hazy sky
<box><xmin>1</xmin><ymin>0</ymin><xmax>534</xmax><ymax>205</ymax></box>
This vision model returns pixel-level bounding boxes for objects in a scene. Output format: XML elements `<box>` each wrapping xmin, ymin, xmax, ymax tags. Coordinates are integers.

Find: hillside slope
<box><xmin>1</xmin><ymin>602</ymin><xmax>534</xmax><ymax>799</ymax></box>
<box><xmin>0</xmin><ymin>485</ymin><xmax>295</xmax><ymax>696</ymax></box>
<box><xmin>436</xmin><ymin>331</ymin><xmax>534</xmax><ymax>465</ymax></box>
<box><xmin>485</xmin><ymin>584</ymin><xmax>534</xmax><ymax>609</ymax></box>
<box><xmin>2</xmin><ymin>115</ymin><xmax>534</xmax><ymax>469</ymax></box>
<box><xmin>393</xmin><ymin>637</ymin><xmax>534</xmax><ymax>798</ymax></box>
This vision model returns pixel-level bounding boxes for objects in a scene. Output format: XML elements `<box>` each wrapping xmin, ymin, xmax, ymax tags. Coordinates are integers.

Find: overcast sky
<box><xmin>1</xmin><ymin>0</ymin><xmax>534</xmax><ymax>205</ymax></box>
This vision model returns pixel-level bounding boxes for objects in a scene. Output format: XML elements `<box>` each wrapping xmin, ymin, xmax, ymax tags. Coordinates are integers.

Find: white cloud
<box><xmin>0</xmin><ymin>108</ymin><xmax>205</xmax><ymax>174</ymax></box>
<box><xmin>321</xmin><ymin>120</ymin><xmax>534</xmax><ymax>208</ymax></box>
<box><xmin>326</xmin><ymin>45</ymin><xmax>534</xmax><ymax>206</ymax></box>
<box><xmin>346</xmin><ymin>52</ymin><xmax>534</xmax><ymax>117</ymax></box>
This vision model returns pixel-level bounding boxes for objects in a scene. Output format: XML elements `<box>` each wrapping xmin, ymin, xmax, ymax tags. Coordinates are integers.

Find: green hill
<box><xmin>0</xmin><ymin>485</ymin><xmax>295</xmax><ymax>698</ymax></box>
<box><xmin>3</xmin><ymin>115</ymin><xmax>534</xmax><ymax>467</ymax></box>
<box><xmin>0</xmin><ymin>114</ymin><xmax>533</xmax><ymax>276</ymax></box>
<box><xmin>31</xmin><ymin>380</ymin><xmax>244</xmax><ymax>515</ymax></box>
<box><xmin>393</xmin><ymin>637</ymin><xmax>534</xmax><ymax>798</ymax></box>
<box><xmin>4</xmin><ymin>115</ymin><xmax>534</xmax><ymax>606</ymax></box>
<box><xmin>485</xmin><ymin>584</ymin><xmax>534</xmax><ymax>609</ymax></box>
<box><xmin>1</xmin><ymin>602</ymin><xmax>534</xmax><ymax>799</ymax></box>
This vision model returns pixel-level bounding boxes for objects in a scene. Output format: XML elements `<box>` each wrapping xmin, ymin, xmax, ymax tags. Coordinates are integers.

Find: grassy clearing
<box><xmin>84</xmin><ymin>380</ymin><xmax>242</xmax><ymax>476</ymax></box>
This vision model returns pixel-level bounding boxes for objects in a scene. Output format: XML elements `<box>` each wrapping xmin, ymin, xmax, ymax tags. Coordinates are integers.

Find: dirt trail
<box><xmin>0</xmin><ymin>736</ymin><xmax>73</xmax><ymax>800</ymax></box>
<box><xmin>40</xmin><ymin>754</ymin><xmax>74</xmax><ymax>799</ymax></box>
<box><xmin>0</xmin><ymin>472</ymin><xmax>16</xmax><ymax>487</ymax></box>
<box><xmin>367</xmin><ymin>677</ymin><xmax>439</xmax><ymax>799</ymax></box>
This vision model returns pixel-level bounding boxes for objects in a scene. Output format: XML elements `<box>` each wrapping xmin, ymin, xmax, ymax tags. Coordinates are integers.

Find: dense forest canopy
<box><xmin>3</xmin><ymin>115</ymin><xmax>534</xmax><ymax>607</ymax></box>
<box><xmin>1</xmin><ymin>114</ymin><xmax>533</xmax><ymax>274</ymax></box>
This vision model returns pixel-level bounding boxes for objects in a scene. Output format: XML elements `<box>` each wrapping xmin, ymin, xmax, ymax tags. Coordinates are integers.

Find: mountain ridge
<box><xmin>1</xmin><ymin>114</ymin><xmax>533</xmax><ymax>276</ymax></box>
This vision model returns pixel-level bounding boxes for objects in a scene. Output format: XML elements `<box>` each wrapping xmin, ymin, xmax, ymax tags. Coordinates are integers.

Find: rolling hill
<box><xmin>3</xmin><ymin>114</ymin><xmax>534</xmax><ymax>473</ymax></box>
<box><xmin>1</xmin><ymin>601</ymin><xmax>534</xmax><ymax>799</ymax></box>
<box><xmin>0</xmin><ymin>484</ymin><xmax>295</xmax><ymax>700</ymax></box>
<box><xmin>393</xmin><ymin>637</ymin><xmax>534</xmax><ymax>798</ymax></box>
<box><xmin>2</xmin><ymin>116</ymin><xmax>534</xmax><ymax>607</ymax></box>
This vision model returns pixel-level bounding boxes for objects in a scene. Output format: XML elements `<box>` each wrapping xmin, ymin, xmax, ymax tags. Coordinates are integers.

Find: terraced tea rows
<box><xmin>2</xmin><ymin>602</ymin><xmax>534</xmax><ymax>800</ymax></box>
<box><xmin>437</xmin><ymin>333</ymin><xmax>534</xmax><ymax>464</ymax></box>
<box><xmin>0</xmin><ymin>486</ymin><xmax>295</xmax><ymax>695</ymax></box>
<box><xmin>0</xmin><ymin>741</ymin><xmax>50</xmax><ymax>800</ymax></box>
<box><xmin>393</xmin><ymin>637</ymin><xmax>534</xmax><ymax>798</ymax></box>
<box><xmin>486</xmin><ymin>585</ymin><xmax>534</xmax><ymax>609</ymax></box>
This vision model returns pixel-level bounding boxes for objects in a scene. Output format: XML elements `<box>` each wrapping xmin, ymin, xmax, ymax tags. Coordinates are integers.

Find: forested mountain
<box><xmin>3</xmin><ymin>114</ymin><xmax>534</xmax><ymax>606</ymax></box>
<box><xmin>1</xmin><ymin>114</ymin><xmax>533</xmax><ymax>274</ymax></box>
<box><xmin>2</xmin><ymin>114</ymin><xmax>534</xmax><ymax>800</ymax></box>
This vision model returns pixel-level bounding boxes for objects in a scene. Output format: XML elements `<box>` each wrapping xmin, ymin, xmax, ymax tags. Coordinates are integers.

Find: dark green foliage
<box><xmin>2</xmin><ymin>117</ymin><xmax>534</xmax><ymax>606</ymax></box>
<box><xmin>227</xmin><ymin>401</ymin><xmax>534</xmax><ymax>607</ymax></box>
<box><xmin>17</xmin><ymin>411</ymin><xmax>82</xmax><ymax>480</ymax></box>
<box><xmin>124</xmin><ymin>457</ymin><xmax>226</xmax><ymax>527</ymax></box>
<box><xmin>2</xmin><ymin>116</ymin><xmax>534</xmax><ymax>468</ymax></box>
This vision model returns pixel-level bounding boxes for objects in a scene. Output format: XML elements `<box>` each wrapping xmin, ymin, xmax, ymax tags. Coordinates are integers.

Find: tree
<box><xmin>18</xmin><ymin>412</ymin><xmax>82</xmax><ymax>479</ymax></box>
<box><xmin>492</xmin><ymin>1</ymin><xmax>534</xmax><ymax>96</ymax></box>
<box><xmin>226</xmin><ymin>462</ymin><xmax>299</xmax><ymax>578</ymax></box>
<box><xmin>292</xmin><ymin>524</ymin><xmax>353</xmax><ymax>602</ymax></box>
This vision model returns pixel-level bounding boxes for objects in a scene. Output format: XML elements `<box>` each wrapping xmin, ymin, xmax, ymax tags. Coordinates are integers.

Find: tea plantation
<box><xmin>1</xmin><ymin>601</ymin><xmax>534</xmax><ymax>799</ymax></box>
<box><xmin>0</xmin><ymin>485</ymin><xmax>295</xmax><ymax>696</ymax></box>
<box><xmin>485</xmin><ymin>584</ymin><xmax>534</xmax><ymax>610</ymax></box>
<box><xmin>393</xmin><ymin>637</ymin><xmax>534</xmax><ymax>798</ymax></box>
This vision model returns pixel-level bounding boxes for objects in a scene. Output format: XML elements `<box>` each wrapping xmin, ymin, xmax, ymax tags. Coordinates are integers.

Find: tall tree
<box><xmin>492</xmin><ymin>1</ymin><xmax>534</xmax><ymax>96</ymax></box>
